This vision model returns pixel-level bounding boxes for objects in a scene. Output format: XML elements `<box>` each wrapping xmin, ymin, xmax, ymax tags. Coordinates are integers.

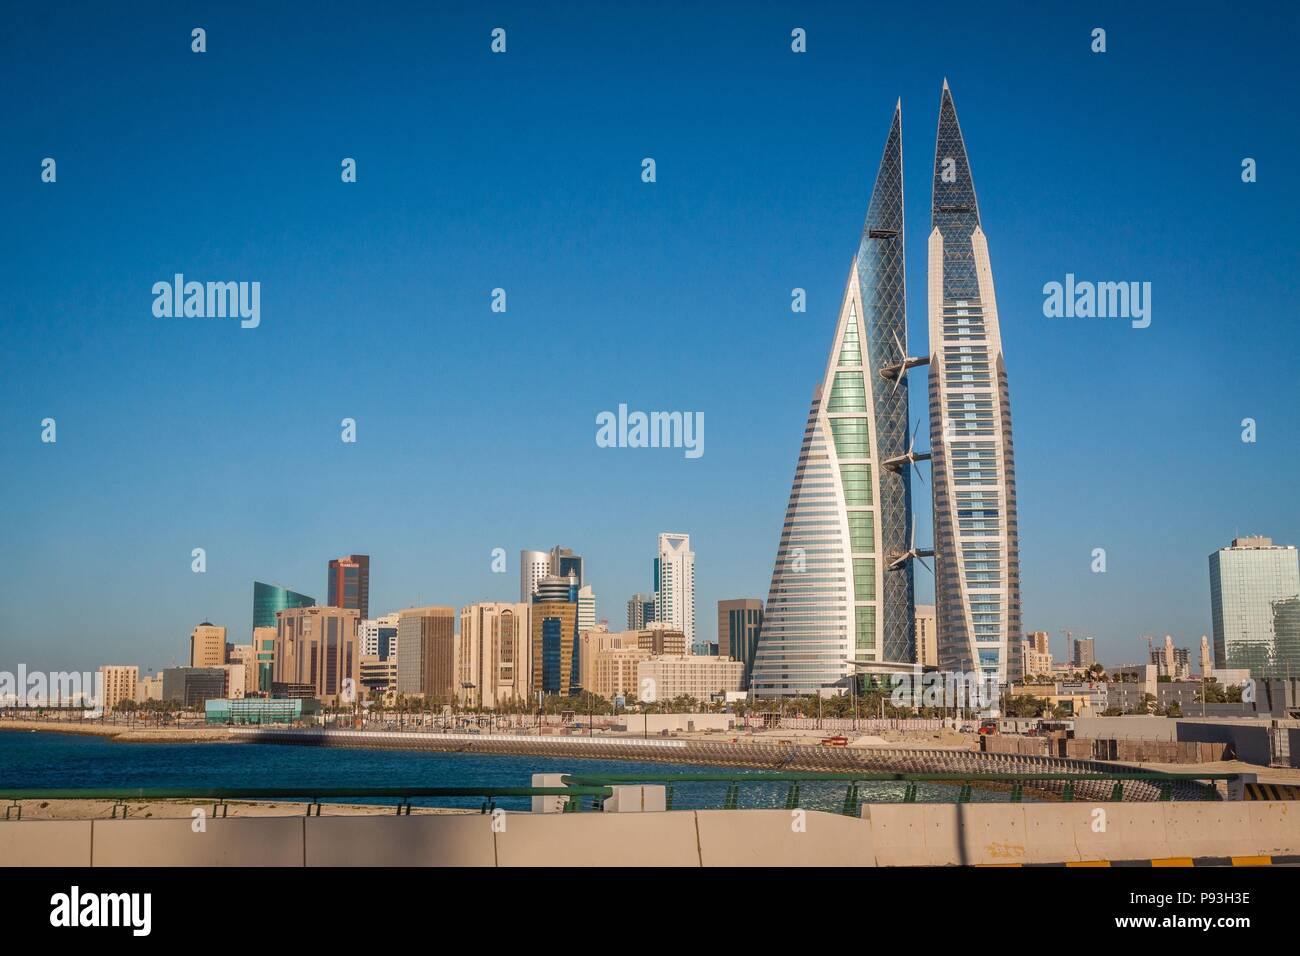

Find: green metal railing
<box><xmin>559</xmin><ymin>771</ymin><xmax>1239</xmax><ymax>814</ymax></box>
<box><xmin>0</xmin><ymin>785</ymin><xmax>613</xmax><ymax>819</ymax></box>
<box><xmin>0</xmin><ymin>770</ymin><xmax>1239</xmax><ymax>819</ymax></box>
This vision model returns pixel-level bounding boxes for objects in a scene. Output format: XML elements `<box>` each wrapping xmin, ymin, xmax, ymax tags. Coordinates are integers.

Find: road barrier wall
<box><xmin>4</xmin><ymin>802</ymin><xmax>1296</xmax><ymax>866</ymax></box>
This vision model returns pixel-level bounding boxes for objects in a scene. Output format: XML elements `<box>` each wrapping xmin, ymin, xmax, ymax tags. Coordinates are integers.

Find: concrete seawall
<box><xmin>4</xmin><ymin>802</ymin><xmax>1295</xmax><ymax>867</ymax></box>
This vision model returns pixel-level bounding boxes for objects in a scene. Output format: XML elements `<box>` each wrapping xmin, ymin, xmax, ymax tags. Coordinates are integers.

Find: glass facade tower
<box><xmin>1209</xmin><ymin>536</ymin><xmax>1300</xmax><ymax>678</ymax></box>
<box><xmin>927</xmin><ymin>80</ymin><xmax>1022</xmax><ymax>687</ymax></box>
<box><xmin>751</xmin><ymin>103</ymin><xmax>914</xmax><ymax>697</ymax></box>
<box><xmin>252</xmin><ymin>581</ymin><xmax>316</xmax><ymax>631</ymax></box>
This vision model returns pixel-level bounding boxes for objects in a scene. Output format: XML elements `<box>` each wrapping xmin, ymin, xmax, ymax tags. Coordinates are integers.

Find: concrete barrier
<box><xmin>304</xmin><ymin>816</ymin><xmax>496</xmax><ymax>866</ymax></box>
<box><xmin>0</xmin><ymin>820</ymin><xmax>93</xmax><ymax>866</ymax></box>
<box><xmin>1162</xmin><ymin>803</ymin><xmax>1256</xmax><ymax>860</ymax></box>
<box><xmin>1245</xmin><ymin>802</ymin><xmax>1299</xmax><ymax>857</ymax></box>
<box><xmin>3</xmin><ymin>801</ymin><xmax>1298</xmax><ymax>866</ymax></box>
<box><xmin>695</xmin><ymin>809</ymin><xmax>875</xmax><ymax>867</ymax></box>
<box><xmin>91</xmin><ymin>818</ymin><xmax>305</xmax><ymax>866</ymax></box>
<box><xmin>495</xmin><ymin>811</ymin><xmax>700</xmax><ymax>867</ymax></box>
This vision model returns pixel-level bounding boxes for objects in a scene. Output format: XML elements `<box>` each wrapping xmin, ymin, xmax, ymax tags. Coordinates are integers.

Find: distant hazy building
<box><xmin>459</xmin><ymin>602</ymin><xmax>531</xmax><ymax>708</ymax></box>
<box><xmin>1072</xmin><ymin>636</ymin><xmax>1096</xmax><ymax>670</ymax></box>
<box><xmin>717</xmin><ymin>599</ymin><xmax>763</xmax><ymax>690</ymax></box>
<box><xmin>252</xmin><ymin>581</ymin><xmax>316</xmax><ymax>631</ymax></box>
<box><xmin>654</xmin><ymin>533</ymin><xmax>695</xmax><ymax>645</ymax></box>
<box><xmin>98</xmin><ymin>665</ymin><xmax>139</xmax><ymax>711</ymax></box>
<box><xmin>396</xmin><ymin>606</ymin><xmax>456</xmax><ymax>699</ymax></box>
<box><xmin>1200</xmin><ymin>635</ymin><xmax>1213</xmax><ymax>677</ymax></box>
<box><xmin>914</xmin><ymin>604</ymin><xmax>937</xmax><ymax>667</ymax></box>
<box><xmin>162</xmin><ymin>667</ymin><xmax>227</xmax><ymax>708</ymax></box>
<box><xmin>579</xmin><ymin>631</ymin><xmax>649</xmax><ymax>702</ymax></box>
<box><xmin>190</xmin><ymin>623</ymin><xmax>226</xmax><ymax>669</ymax></box>
<box><xmin>637</xmin><ymin>656</ymin><xmax>744</xmax><ymax>703</ymax></box>
<box><xmin>627</xmin><ymin>593</ymin><xmax>656</xmax><ymax>629</ymax></box>
<box><xmin>520</xmin><ymin>550</ymin><xmax>550</xmax><ymax>602</ymax></box>
<box><xmin>274</xmin><ymin>605</ymin><xmax>360</xmax><ymax>706</ymax></box>
<box><xmin>1209</xmin><ymin>536</ymin><xmax>1300</xmax><ymax>677</ymax></box>
<box><xmin>135</xmin><ymin>673</ymin><xmax>162</xmax><ymax>703</ymax></box>
<box><xmin>328</xmin><ymin>554</ymin><xmax>370</xmax><ymax>620</ymax></box>
<box><xmin>359</xmin><ymin>613</ymin><xmax>400</xmax><ymax>660</ymax></box>
<box><xmin>1150</xmin><ymin>635</ymin><xmax>1191</xmax><ymax>680</ymax></box>
<box><xmin>1021</xmin><ymin>631</ymin><xmax>1052</xmax><ymax>678</ymax></box>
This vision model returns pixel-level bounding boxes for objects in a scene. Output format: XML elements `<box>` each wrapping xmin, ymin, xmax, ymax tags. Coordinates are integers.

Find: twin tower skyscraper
<box><xmin>750</xmin><ymin>81</ymin><xmax>1021</xmax><ymax>698</ymax></box>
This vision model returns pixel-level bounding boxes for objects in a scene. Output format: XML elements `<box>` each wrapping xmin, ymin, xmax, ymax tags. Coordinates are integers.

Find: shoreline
<box><xmin>0</xmin><ymin>719</ymin><xmax>239</xmax><ymax>744</ymax></box>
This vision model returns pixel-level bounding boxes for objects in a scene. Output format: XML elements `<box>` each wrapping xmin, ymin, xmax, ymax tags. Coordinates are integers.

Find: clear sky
<box><xmin>2</xmin><ymin>2</ymin><xmax>1297</xmax><ymax>673</ymax></box>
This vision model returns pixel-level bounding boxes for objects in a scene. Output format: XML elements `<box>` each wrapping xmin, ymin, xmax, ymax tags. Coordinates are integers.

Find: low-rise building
<box><xmin>135</xmin><ymin>673</ymin><xmax>163</xmax><ymax>703</ymax></box>
<box><xmin>579</xmin><ymin>631</ymin><xmax>650</xmax><ymax>702</ymax></box>
<box><xmin>205</xmin><ymin>697</ymin><xmax>303</xmax><ymax>725</ymax></box>
<box><xmin>636</xmin><ymin>655</ymin><xmax>744</xmax><ymax>703</ymax></box>
<box><xmin>161</xmin><ymin>667</ymin><xmax>227</xmax><ymax>708</ymax></box>
<box><xmin>98</xmin><ymin>665</ymin><xmax>139</xmax><ymax>711</ymax></box>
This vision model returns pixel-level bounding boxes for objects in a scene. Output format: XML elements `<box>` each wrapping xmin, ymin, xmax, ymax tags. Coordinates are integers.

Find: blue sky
<box><xmin>2</xmin><ymin>2</ymin><xmax>1297</xmax><ymax>673</ymax></box>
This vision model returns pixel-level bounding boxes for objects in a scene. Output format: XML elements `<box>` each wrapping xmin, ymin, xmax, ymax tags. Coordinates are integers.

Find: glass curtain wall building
<box><xmin>750</xmin><ymin>103</ymin><xmax>914</xmax><ymax>697</ymax></box>
<box><xmin>252</xmin><ymin>581</ymin><xmax>316</xmax><ymax>631</ymax></box>
<box><xmin>927</xmin><ymin>80</ymin><xmax>1022</xmax><ymax>686</ymax></box>
<box><xmin>1209</xmin><ymin>536</ymin><xmax>1300</xmax><ymax>678</ymax></box>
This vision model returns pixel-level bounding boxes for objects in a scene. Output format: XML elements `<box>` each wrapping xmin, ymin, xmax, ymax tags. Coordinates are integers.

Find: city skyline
<box><xmin>3</xmin><ymin>6</ymin><xmax>1298</xmax><ymax>675</ymax></box>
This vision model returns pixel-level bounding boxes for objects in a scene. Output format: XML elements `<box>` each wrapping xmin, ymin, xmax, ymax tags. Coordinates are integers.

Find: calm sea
<box><xmin>0</xmin><ymin>730</ymin><xmax>987</xmax><ymax>810</ymax></box>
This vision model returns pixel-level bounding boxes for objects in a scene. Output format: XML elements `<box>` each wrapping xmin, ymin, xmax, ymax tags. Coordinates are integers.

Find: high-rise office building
<box><xmin>627</xmin><ymin>593</ymin><xmax>655</xmax><ymax>630</ymax></box>
<box><xmin>751</xmin><ymin>102</ymin><xmax>917</xmax><ymax>698</ymax></box>
<box><xmin>395</xmin><ymin>606</ymin><xmax>456</xmax><ymax>699</ymax></box>
<box><xmin>359</xmin><ymin>613</ymin><xmax>400</xmax><ymax>660</ymax></box>
<box><xmin>915</xmin><ymin>604</ymin><xmax>938</xmax><ymax>667</ymax></box>
<box><xmin>928</xmin><ymin>81</ymin><xmax>1021</xmax><ymax>687</ymax></box>
<box><xmin>577</xmin><ymin>585</ymin><xmax>597</xmax><ymax>635</ymax></box>
<box><xmin>534</xmin><ymin>574</ymin><xmax>578</xmax><ymax>603</ymax></box>
<box><xmin>328</xmin><ymin>554</ymin><xmax>370</xmax><ymax>620</ymax></box>
<box><xmin>549</xmin><ymin>546</ymin><xmax>585</xmax><ymax>587</ymax></box>
<box><xmin>531</xmin><ymin>581</ymin><xmax>579</xmax><ymax>697</ymax></box>
<box><xmin>717</xmin><ymin>599</ymin><xmax>763</xmax><ymax>690</ymax></box>
<box><xmin>273</xmin><ymin>606</ymin><xmax>360</xmax><ymax>706</ymax></box>
<box><xmin>520</xmin><ymin>550</ymin><xmax>550</xmax><ymax>602</ymax></box>
<box><xmin>1209</xmin><ymin>536</ymin><xmax>1300</xmax><ymax>677</ymax></box>
<box><xmin>653</xmin><ymin>533</ymin><xmax>695</xmax><ymax>646</ymax></box>
<box><xmin>190</xmin><ymin>623</ymin><xmax>226</xmax><ymax>668</ymax></box>
<box><xmin>252</xmin><ymin>581</ymin><xmax>316</xmax><ymax>631</ymax></box>
<box><xmin>458</xmin><ymin>602</ymin><xmax>530</xmax><ymax>708</ymax></box>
